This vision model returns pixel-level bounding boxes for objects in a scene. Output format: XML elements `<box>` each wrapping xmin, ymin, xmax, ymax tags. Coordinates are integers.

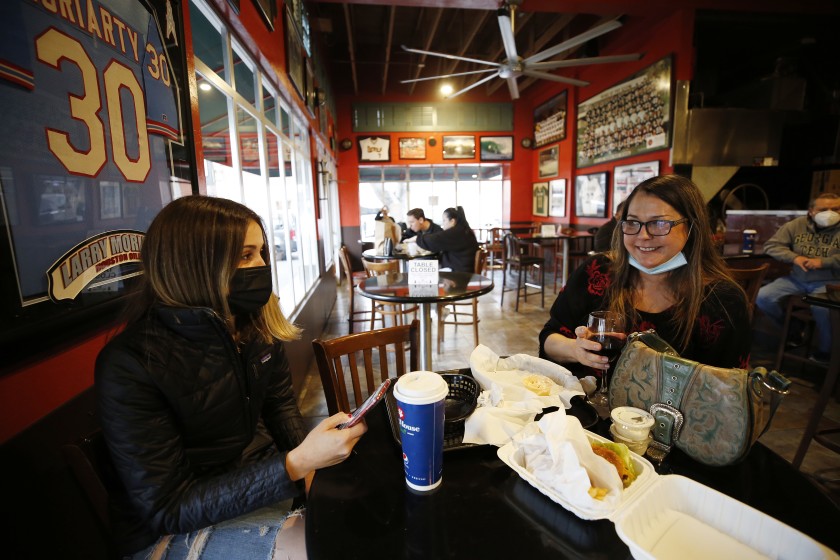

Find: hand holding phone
<box><xmin>336</xmin><ymin>379</ymin><xmax>391</xmax><ymax>429</ymax></box>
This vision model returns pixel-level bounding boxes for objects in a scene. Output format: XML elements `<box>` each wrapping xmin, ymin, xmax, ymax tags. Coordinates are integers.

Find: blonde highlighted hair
<box><xmin>123</xmin><ymin>195</ymin><xmax>300</xmax><ymax>343</ymax></box>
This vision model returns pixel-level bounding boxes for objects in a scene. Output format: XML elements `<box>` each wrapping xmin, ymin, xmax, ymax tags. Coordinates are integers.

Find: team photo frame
<box><xmin>534</xmin><ymin>91</ymin><xmax>567</xmax><ymax>147</ymax></box>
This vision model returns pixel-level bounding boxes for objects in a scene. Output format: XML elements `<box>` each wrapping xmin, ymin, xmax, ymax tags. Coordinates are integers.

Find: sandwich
<box><xmin>591</xmin><ymin>440</ymin><xmax>637</xmax><ymax>489</ymax></box>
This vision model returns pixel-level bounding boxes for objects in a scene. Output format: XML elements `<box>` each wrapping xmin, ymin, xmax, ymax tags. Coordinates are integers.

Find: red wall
<box><xmin>335</xmin><ymin>10</ymin><xmax>695</xmax><ymax>231</ymax></box>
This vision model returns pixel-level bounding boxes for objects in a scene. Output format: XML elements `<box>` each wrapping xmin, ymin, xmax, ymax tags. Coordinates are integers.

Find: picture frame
<box><xmin>612</xmin><ymin>160</ymin><xmax>660</xmax><ymax>213</ymax></box>
<box><xmin>549</xmin><ymin>179</ymin><xmax>567</xmax><ymax>218</ymax></box>
<box><xmin>442</xmin><ymin>135</ymin><xmax>475</xmax><ymax>159</ymax></box>
<box><xmin>576</xmin><ymin>56</ymin><xmax>673</xmax><ymax>168</ymax></box>
<box><xmin>399</xmin><ymin>137</ymin><xmax>426</xmax><ymax>160</ymax></box>
<box><xmin>479</xmin><ymin>135</ymin><xmax>513</xmax><ymax>161</ymax></box>
<box><xmin>252</xmin><ymin>0</ymin><xmax>275</xmax><ymax>30</ymax></box>
<box><xmin>533</xmin><ymin>182</ymin><xmax>549</xmax><ymax>217</ymax></box>
<box><xmin>285</xmin><ymin>10</ymin><xmax>305</xmax><ymax>100</ymax></box>
<box><xmin>358</xmin><ymin>135</ymin><xmax>391</xmax><ymax>162</ymax></box>
<box><xmin>533</xmin><ymin>91</ymin><xmax>567</xmax><ymax>147</ymax></box>
<box><xmin>575</xmin><ymin>172</ymin><xmax>609</xmax><ymax>218</ymax></box>
<box><xmin>538</xmin><ymin>145</ymin><xmax>559</xmax><ymax>178</ymax></box>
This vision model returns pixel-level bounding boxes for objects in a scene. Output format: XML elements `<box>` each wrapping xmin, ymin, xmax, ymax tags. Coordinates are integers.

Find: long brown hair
<box><xmin>122</xmin><ymin>195</ymin><xmax>300</xmax><ymax>343</ymax></box>
<box><xmin>605</xmin><ymin>174</ymin><xmax>743</xmax><ymax>352</ymax></box>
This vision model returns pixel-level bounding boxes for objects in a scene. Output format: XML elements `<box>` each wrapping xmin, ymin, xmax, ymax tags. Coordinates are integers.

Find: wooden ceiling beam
<box><xmin>381</xmin><ymin>6</ymin><xmax>396</xmax><ymax>94</ymax></box>
<box><xmin>407</xmin><ymin>8</ymin><xmax>444</xmax><ymax>94</ymax></box>
<box><xmin>343</xmin><ymin>3</ymin><xmax>359</xmax><ymax>94</ymax></box>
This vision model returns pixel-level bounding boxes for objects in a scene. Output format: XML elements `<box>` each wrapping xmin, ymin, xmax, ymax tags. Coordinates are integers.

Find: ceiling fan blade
<box><xmin>400</xmin><ymin>68</ymin><xmax>497</xmax><ymax>85</ymax></box>
<box><xmin>446</xmin><ymin>72</ymin><xmax>500</xmax><ymax>99</ymax></box>
<box><xmin>524</xmin><ymin>19</ymin><xmax>623</xmax><ymax>65</ymax></box>
<box><xmin>497</xmin><ymin>13</ymin><xmax>519</xmax><ymax>62</ymax></box>
<box><xmin>529</xmin><ymin>53</ymin><xmax>644</xmax><ymax>71</ymax></box>
<box><xmin>522</xmin><ymin>69</ymin><xmax>589</xmax><ymax>87</ymax></box>
<box><xmin>506</xmin><ymin>77</ymin><xmax>520</xmax><ymax>100</ymax></box>
<box><xmin>401</xmin><ymin>45</ymin><xmax>500</xmax><ymax>68</ymax></box>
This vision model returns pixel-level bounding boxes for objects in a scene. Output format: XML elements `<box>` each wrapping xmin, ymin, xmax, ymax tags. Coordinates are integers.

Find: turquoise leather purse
<box><xmin>609</xmin><ymin>330</ymin><xmax>790</xmax><ymax>466</ymax></box>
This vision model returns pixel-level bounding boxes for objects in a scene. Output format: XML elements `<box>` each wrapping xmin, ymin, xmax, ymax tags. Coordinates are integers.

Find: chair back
<box><xmin>727</xmin><ymin>263</ymin><xmax>769</xmax><ymax>317</ymax></box>
<box><xmin>475</xmin><ymin>247</ymin><xmax>487</xmax><ymax>275</ymax></box>
<box><xmin>338</xmin><ymin>245</ymin><xmax>354</xmax><ymax>284</ymax></box>
<box><xmin>313</xmin><ymin>320</ymin><xmax>419</xmax><ymax>414</ymax></box>
<box><xmin>363</xmin><ymin>258</ymin><xmax>400</xmax><ymax>276</ymax></box>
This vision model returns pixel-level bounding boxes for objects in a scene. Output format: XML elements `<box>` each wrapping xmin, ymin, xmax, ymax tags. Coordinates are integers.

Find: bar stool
<box><xmin>774</xmin><ymin>296</ymin><xmax>819</xmax><ymax>372</ymax></box>
<box><xmin>500</xmin><ymin>233</ymin><xmax>545</xmax><ymax>312</ymax></box>
<box><xmin>791</xmin><ymin>285</ymin><xmax>840</xmax><ymax>470</ymax></box>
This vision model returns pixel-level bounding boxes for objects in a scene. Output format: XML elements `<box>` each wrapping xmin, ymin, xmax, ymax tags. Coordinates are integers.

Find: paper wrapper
<box><xmin>501</xmin><ymin>411</ymin><xmax>623</xmax><ymax>518</ymax></box>
<box><xmin>463</xmin><ymin>345</ymin><xmax>584</xmax><ymax>446</ymax></box>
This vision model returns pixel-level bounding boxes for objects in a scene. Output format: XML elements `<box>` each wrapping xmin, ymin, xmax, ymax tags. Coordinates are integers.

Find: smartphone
<box><xmin>336</xmin><ymin>379</ymin><xmax>391</xmax><ymax>429</ymax></box>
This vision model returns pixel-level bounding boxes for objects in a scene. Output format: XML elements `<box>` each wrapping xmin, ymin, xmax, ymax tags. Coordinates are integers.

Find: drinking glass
<box><xmin>585</xmin><ymin>311</ymin><xmax>627</xmax><ymax>419</ymax></box>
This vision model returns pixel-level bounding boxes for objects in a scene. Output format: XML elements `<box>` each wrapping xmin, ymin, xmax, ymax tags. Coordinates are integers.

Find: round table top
<box><xmin>362</xmin><ymin>247</ymin><xmax>439</xmax><ymax>261</ymax></box>
<box><xmin>357</xmin><ymin>272</ymin><xmax>493</xmax><ymax>304</ymax></box>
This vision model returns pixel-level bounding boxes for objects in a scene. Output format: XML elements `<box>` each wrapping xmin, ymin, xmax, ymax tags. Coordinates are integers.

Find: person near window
<box><xmin>401</xmin><ymin>207</ymin><xmax>443</xmax><ymax>241</ymax></box>
<box><xmin>539</xmin><ymin>175</ymin><xmax>751</xmax><ymax>376</ymax></box>
<box><xmin>409</xmin><ymin>206</ymin><xmax>479</xmax><ymax>272</ymax></box>
<box><xmin>96</xmin><ymin>196</ymin><xmax>365</xmax><ymax>558</ymax></box>
<box><xmin>755</xmin><ymin>192</ymin><xmax>840</xmax><ymax>364</ymax></box>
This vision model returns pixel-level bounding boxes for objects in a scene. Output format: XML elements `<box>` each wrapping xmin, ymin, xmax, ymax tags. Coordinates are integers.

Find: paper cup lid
<box><xmin>611</xmin><ymin>406</ymin><xmax>654</xmax><ymax>430</ymax></box>
<box><xmin>394</xmin><ymin>371</ymin><xmax>448</xmax><ymax>404</ymax></box>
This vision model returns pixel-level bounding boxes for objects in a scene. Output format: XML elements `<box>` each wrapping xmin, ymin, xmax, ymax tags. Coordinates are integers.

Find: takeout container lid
<box><xmin>498</xmin><ymin>430</ymin><xmax>837</xmax><ymax>560</ymax></box>
<box><xmin>610</xmin><ymin>407</ymin><xmax>654</xmax><ymax>432</ymax></box>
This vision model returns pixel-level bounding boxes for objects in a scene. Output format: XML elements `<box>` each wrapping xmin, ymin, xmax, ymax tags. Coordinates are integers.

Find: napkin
<box><xmin>463</xmin><ymin>345</ymin><xmax>584</xmax><ymax>446</ymax></box>
<box><xmin>509</xmin><ymin>411</ymin><xmax>623</xmax><ymax>514</ymax></box>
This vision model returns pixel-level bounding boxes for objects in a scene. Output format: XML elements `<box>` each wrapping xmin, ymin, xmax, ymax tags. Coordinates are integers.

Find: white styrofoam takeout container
<box><xmin>498</xmin><ymin>430</ymin><xmax>838</xmax><ymax>560</ymax></box>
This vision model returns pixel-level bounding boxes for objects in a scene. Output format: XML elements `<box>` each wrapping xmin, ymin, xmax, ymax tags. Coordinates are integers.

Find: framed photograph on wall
<box><xmin>533</xmin><ymin>182</ymin><xmax>549</xmax><ymax>217</ymax></box>
<box><xmin>442</xmin><ymin>135</ymin><xmax>475</xmax><ymax>159</ymax></box>
<box><xmin>576</xmin><ymin>56</ymin><xmax>673</xmax><ymax>168</ymax></box>
<box><xmin>575</xmin><ymin>172</ymin><xmax>608</xmax><ymax>218</ymax></box>
<box><xmin>534</xmin><ymin>91</ymin><xmax>567</xmax><ymax>147</ymax></box>
<box><xmin>399</xmin><ymin>137</ymin><xmax>426</xmax><ymax>160</ymax></box>
<box><xmin>612</xmin><ymin>160</ymin><xmax>660</xmax><ymax>213</ymax></box>
<box><xmin>549</xmin><ymin>179</ymin><xmax>567</xmax><ymax>218</ymax></box>
<box><xmin>252</xmin><ymin>0</ymin><xmax>275</xmax><ymax>30</ymax></box>
<box><xmin>285</xmin><ymin>10</ymin><xmax>304</xmax><ymax>99</ymax></box>
<box><xmin>358</xmin><ymin>136</ymin><xmax>390</xmax><ymax>162</ymax></box>
<box><xmin>479</xmin><ymin>136</ymin><xmax>513</xmax><ymax>161</ymax></box>
<box><xmin>538</xmin><ymin>145</ymin><xmax>559</xmax><ymax>178</ymax></box>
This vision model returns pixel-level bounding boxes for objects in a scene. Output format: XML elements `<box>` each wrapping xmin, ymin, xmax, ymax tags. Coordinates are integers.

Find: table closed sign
<box><xmin>408</xmin><ymin>259</ymin><xmax>438</xmax><ymax>284</ymax></box>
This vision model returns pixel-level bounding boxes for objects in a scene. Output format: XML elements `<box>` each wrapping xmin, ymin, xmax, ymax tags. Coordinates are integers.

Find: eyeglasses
<box><xmin>620</xmin><ymin>218</ymin><xmax>689</xmax><ymax>236</ymax></box>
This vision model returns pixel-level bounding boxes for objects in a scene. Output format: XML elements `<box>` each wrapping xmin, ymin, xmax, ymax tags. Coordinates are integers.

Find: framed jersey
<box><xmin>0</xmin><ymin>0</ymin><xmax>194</xmax><ymax>367</ymax></box>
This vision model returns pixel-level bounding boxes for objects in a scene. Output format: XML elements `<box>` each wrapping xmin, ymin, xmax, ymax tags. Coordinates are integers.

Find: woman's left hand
<box><xmin>285</xmin><ymin>413</ymin><xmax>367</xmax><ymax>482</ymax></box>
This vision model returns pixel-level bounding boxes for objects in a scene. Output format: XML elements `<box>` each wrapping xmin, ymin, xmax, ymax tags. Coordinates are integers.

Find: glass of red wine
<box><xmin>585</xmin><ymin>310</ymin><xmax>627</xmax><ymax>418</ymax></box>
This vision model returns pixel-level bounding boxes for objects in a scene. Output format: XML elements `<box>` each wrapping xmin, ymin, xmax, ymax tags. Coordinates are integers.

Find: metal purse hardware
<box><xmin>646</xmin><ymin>403</ymin><xmax>684</xmax><ymax>466</ymax></box>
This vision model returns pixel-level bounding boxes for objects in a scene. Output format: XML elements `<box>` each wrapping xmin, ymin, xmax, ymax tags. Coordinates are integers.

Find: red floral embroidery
<box><xmin>636</xmin><ymin>320</ymin><xmax>656</xmax><ymax>333</ymax></box>
<box><xmin>586</xmin><ymin>260</ymin><xmax>611</xmax><ymax>296</ymax></box>
<box><xmin>559</xmin><ymin>326</ymin><xmax>574</xmax><ymax>339</ymax></box>
<box><xmin>739</xmin><ymin>353</ymin><xmax>751</xmax><ymax>370</ymax></box>
<box><xmin>697</xmin><ymin>315</ymin><xmax>725</xmax><ymax>346</ymax></box>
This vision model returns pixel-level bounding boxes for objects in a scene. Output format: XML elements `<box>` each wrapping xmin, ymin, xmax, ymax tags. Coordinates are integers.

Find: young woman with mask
<box><xmin>539</xmin><ymin>175</ymin><xmax>751</xmax><ymax>375</ymax></box>
<box><xmin>96</xmin><ymin>196</ymin><xmax>365</xmax><ymax>558</ymax></box>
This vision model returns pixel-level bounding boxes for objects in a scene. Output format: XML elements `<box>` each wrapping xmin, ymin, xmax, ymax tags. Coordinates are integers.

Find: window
<box><xmin>359</xmin><ymin>164</ymin><xmax>505</xmax><ymax>239</ymax></box>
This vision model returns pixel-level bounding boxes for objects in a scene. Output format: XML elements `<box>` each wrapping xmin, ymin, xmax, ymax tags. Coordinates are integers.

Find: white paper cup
<box><xmin>611</xmin><ymin>406</ymin><xmax>654</xmax><ymax>441</ymax></box>
<box><xmin>407</xmin><ymin>243</ymin><xmax>418</xmax><ymax>256</ymax></box>
<box><xmin>394</xmin><ymin>371</ymin><xmax>448</xmax><ymax>492</ymax></box>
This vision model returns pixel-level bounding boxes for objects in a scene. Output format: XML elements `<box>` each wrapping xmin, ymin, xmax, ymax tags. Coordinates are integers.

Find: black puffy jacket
<box><xmin>416</xmin><ymin>223</ymin><xmax>479</xmax><ymax>272</ymax></box>
<box><xmin>95</xmin><ymin>306</ymin><xmax>307</xmax><ymax>554</ymax></box>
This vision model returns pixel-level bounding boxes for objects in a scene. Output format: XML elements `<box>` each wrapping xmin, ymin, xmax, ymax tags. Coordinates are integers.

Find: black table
<box><xmin>306</xmin><ymin>382</ymin><xmax>840</xmax><ymax>559</ymax></box>
<box><xmin>519</xmin><ymin>232</ymin><xmax>594</xmax><ymax>286</ymax></box>
<box><xmin>356</xmin><ymin>272</ymin><xmax>493</xmax><ymax>370</ymax></box>
<box><xmin>361</xmin><ymin>247</ymin><xmax>440</xmax><ymax>266</ymax></box>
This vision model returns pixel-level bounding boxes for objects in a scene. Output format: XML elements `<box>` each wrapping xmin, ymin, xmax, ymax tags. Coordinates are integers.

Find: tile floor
<box><xmin>296</xmin><ymin>269</ymin><xmax>840</xmax><ymax>503</ymax></box>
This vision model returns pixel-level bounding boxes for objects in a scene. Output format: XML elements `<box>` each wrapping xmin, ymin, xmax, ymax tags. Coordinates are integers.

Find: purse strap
<box><xmin>749</xmin><ymin>367</ymin><xmax>791</xmax><ymax>439</ymax></box>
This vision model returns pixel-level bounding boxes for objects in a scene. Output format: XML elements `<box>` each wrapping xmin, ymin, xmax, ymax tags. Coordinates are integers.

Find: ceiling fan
<box><xmin>400</xmin><ymin>0</ymin><xmax>643</xmax><ymax>99</ymax></box>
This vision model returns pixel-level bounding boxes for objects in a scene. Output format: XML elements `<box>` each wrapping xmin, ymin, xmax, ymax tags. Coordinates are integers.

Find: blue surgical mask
<box><xmin>629</xmin><ymin>251</ymin><xmax>688</xmax><ymax>275</ymax></box>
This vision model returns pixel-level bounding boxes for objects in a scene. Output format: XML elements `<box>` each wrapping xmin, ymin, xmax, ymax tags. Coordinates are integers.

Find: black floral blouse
<box><xmin>538</xmin><ymin>255</ymin><xmax>752</xmax><ymax>372</ymax></box>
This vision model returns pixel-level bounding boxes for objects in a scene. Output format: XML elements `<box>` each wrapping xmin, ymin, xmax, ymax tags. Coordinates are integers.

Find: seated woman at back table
<box><xmin>539</xmin><ymin>175</ymin><xmax>752</xmax><ymax>376</ymax></box>
<box><xmin>406</xmin><ymin>206</ymin><xmax>479</xmax><ymax>272</ymax></box>
<box><xmin>96</xmin><ymin>196</ymin><xmax>365</xmax><ymax>558</ymax></box>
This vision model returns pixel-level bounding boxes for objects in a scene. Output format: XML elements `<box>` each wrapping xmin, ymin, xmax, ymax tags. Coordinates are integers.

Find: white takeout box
<box><xmin>498</xmin><ymin>430</ymin><xmax>838</xmax><ymax>560</ymax></box>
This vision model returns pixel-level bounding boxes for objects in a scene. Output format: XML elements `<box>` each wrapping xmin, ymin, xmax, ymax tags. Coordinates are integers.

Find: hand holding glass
<box><xmin>585</xmin><ymin>311</ymin><xmax>627</xmax><ymax>418</ymax></box>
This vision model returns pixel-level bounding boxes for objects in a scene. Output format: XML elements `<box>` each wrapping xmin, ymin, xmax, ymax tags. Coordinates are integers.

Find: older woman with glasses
<box><xmin>539</xmin><ymin>174</ymin><xmax>751</xmax><ymax>375</ymax></box>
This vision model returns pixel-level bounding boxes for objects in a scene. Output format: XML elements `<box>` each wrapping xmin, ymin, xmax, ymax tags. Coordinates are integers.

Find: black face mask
<box><xmin>227</xmin><ymin>266</ymin><xmax>273</xmax><ymax>315</ymax></box>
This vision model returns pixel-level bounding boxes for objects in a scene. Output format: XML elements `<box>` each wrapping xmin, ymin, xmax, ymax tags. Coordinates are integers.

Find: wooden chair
<box><xmin>339</xmin><ymin>245</ymin><xmax>371</xmax><ymax>333</ymax></box>
<box><xmin>437</xmin><ymin>249</ymin><xmax>487</xmax><ymax>353</ymax></box>
<box><xmin>61</xmin><ymin>429</ymin><xmax>118</xmax><ymax>555</ymax></box>
<box><xmin>500</xmin><ymin>233</ymin><xmax>545</xmax><ymax>312</ymax></box>
<box><xmin>362</xmin><ymin>259</ymin><xmax>418</xmax><ymax>329</ymax></box>
<box><xmin>484</xmin><ymin>227</ymin><xmax>505</xmax><ymax>276</ymax></box>
<box><xmin>554</xmin><ymin>229</ymin><xmax>596</xmax><ymax>292</ymax></box>
<box><xmin>727</xmin><ymin>262</ymin><xmax>769</xmax><ymax>319</ymax></box>
<box><xmin>312</xmin><ymin>321</ymin><xmax>420</xmax><ymax>415</ymax></box>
